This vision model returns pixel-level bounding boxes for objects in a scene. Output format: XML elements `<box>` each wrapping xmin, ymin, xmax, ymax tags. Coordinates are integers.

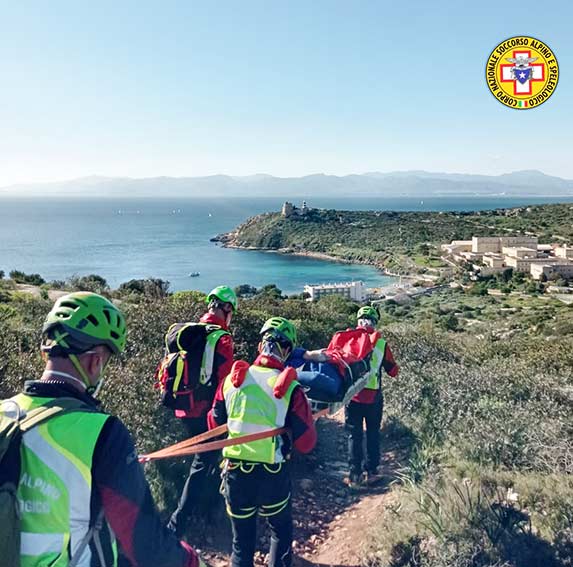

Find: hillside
<box><xmin>215</xmin><ymin>203</ymin><xmax>573</xmax><ymax>273</ymax></box>
<box><xmin>1</xmin><ymin>284</ymin><xmax>572</xmax><ymax>566</ymax></box>
<box><xmin>2</xmin><ymin>170</ymin><xmax>573</xmax><ymax>198</ymax></box>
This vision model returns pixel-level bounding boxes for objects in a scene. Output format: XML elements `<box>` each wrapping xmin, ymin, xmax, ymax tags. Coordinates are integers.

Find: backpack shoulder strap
<box><xmin>18</xmin><ymin>397</ymin><xmax>97</xmax><ymax>433</ymax></box>
<box><xmin>201</xmin><ymin>327</ymin><xmax>231</xmax><ymax>385</ymax></box>
<box><xmin>68</xmin><ymin>508</ymin><xmax>106</xmax><ymax>567</ymax></box>
<box><xmin>204</xmin><ymin>323</ymin><xmax>230</xmax><ymax>336</ymax></box>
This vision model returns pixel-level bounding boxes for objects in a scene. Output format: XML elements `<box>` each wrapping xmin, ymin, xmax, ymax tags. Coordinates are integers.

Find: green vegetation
<box><xmin>9</xmin><ymin>270</ymin><xmax>46</xmax><ymax>286</ymax></box>
<box><xmin>118</xmin><ymin>278</ymin><xmax>171</xmax><ymax>298</ymax></box>
<box><xmin>412</xmin><ymin>255</ymin><xmax>447</xmax><ymax>268</ymax></box>
<box><xmin>363</xmin><ymin>323</ymin><xmax>573</xmax><ymax>566</ymax></box>
<box><xmin>377</xmin><ymin>287</ymin><xmax>573</xmax><ymax>339</ymax></box>
<box><xmin>218</xmin><ymin>203</ymin><xmax>573</xmax><ymax>274</ymax></box>
<box><xmin>1</xmin><ymin>275</ymin><xmax>572</xmax><ymax>566</ymax></box>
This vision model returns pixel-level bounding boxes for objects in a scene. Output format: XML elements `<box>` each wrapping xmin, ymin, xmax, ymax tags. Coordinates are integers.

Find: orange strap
<box><xmin>142</xmin><ymin>423</ymin><xmax>229</xmax><ymax>460</ymax></box>
<box><xmin>139</xmin><ymin>407</ymin><xmax>329</xmax><ymax>463</ymax></box>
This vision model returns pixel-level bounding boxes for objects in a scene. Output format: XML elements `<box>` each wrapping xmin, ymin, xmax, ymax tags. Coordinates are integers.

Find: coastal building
<box><xmin>440</xmin><ymin>240</ymin><xmax>472</xmax><ymax>256</ymax></box>
<box><xmin>458</xmin><ymin>251</ymin><xmax>483</xmax><ymax>263</ymax></box>
<box><xmin>281</xmin><ymin>201</ymin><xmax>311</xmax><ymax>218</ymax></box>
<box><xmin>537</xmin><ymin>244</ymin><xmax>554</xmax><ymax>254</ymax></box>
<box><xmin>501</xmin><ymin>246</ymin><xmax>538</xmax><ymax>259</ymax></box>
<box><xmin>444</xmin><ymin>234</ymin><xmax>572</xmax><ymax>283</ymax></box>
<box><xmin>477</xmin><ymin>253</ymin><xmax>507</xmax><ymax>276</ymax></box>
<box><xmin>282</xmin><ymin>202</ymin><xmax>295</xmax><ymax>217</ymax></box>
<box><xmin>505</xmin><ymin>256</ymin><xmax>566</xmax><ymax>273</ymax></box>
<box><xmin>471</xmin><ymin>236</ymin><xmax>538</xmax><ymax>254</ymax></box>
<box><xmin>556</xmin><ymin>246</ymin><xmax>573</xmax><ymax>259</ymax></box>
<box><xmin>477</xmin><ymin>266</ymin><xmax>507</xmax><ymax>276</ymax></box>
<box><xmin>482</xmin><ymin>253</ymin><xmax>505</xmax><ymax>268</ymax></box>
<box><xmin>304</xmin><ymin>281</ymin><xmax>366</xmax><ymax>302</ymax></box>
<box><xmin>531</xmin><ymin>263</ymin><xmax>573</xmax><ymax>281</ymax></box>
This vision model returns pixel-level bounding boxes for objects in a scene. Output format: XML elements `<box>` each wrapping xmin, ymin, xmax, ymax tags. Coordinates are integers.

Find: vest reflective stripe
<box><xmin>200</xmin><ymin>328</ymin><xmax>229</xmax><ymax>385</ymax></box>
<box><xmin>226</xmin><ymin>420</ymin><xmax>277</xmax><ymax>435</ymax></box>
<box><xmin>223</xmin><ymin>366</ymin><xmax>297</xmax><ymax>464</ymax></box>
<box><xmin>365</xmin><ymin>338</ymin><xmax>387</xmax><ymax>390</ymax></box>
<box><xmin>21</xmin><ymin>427</ymin><xmax>92</xmax><ymax>565</ymax></box>
<box><xmin>21</xmin><ymin>532</ymin><xmax>64</xmax><ymax>556</ymax></box>
<box><xmin>13</xmin><ymin>394</ymin><xmax>110</xmax><ymax>567</ymax></box>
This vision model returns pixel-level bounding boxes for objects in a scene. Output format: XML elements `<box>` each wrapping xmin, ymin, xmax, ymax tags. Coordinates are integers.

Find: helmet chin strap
<box><xmin>211</xmin><ymin>301</ymin><xmax>233</xmax><ymax>327</ymax></box>
<box><xmin>90</xmin><ymin>377</ymin><xmax>104</xmax><ymax>398</ymax></box>
<box><xmin>52</xmin><ymin>330</ymin><xmax>98</xmax><ymax>393</ymax></box>
<box><xmin>69</xmin><ymin>353</ymin><xmax>96</xmax><ymax>392</ymax></box>
<box><xmin>260</xmin><ymin>338</ymin><xmax>290</xmax><ymax>363</ymax></box>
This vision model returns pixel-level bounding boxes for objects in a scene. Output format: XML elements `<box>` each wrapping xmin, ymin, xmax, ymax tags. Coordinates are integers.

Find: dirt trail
<box><xmin>294</xmin><ymin>410</ymin><xmax>400</xmax><ymax>567</ymax></box>
<box><xmin>298</xmin><ymin>483</ymin><xmax>394</xmax><ymax>567</ymax></box>
<box><xmin>14</xmin><ymin>283</ymin><xmax>68</xmax><ymax>301</ymax></box>
<box><xmin>198</xmin><ymin>409</ymin><xmax>405</xmax><ymax>567</ymax></box>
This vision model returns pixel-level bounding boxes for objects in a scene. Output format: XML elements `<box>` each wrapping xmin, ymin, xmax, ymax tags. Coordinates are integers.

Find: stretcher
<box><xmin>307</xmin><ymin>365</ymin><xmax>372</xmax><ymax>414</ymax></box>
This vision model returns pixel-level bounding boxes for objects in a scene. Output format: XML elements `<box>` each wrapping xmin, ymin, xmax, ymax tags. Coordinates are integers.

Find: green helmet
<box><xmin>206</xmin><ymin>285</ymin><xmax>238</xmax><ymax>312</ymax></box>
<box><xmin>42</xmin><ymin>292</ymin><xmax>127</xmax><ymax>355</ymax></box>
<box><xmin>260</xmin><ymin>317</ymin><xmax>297</xmax><ymax>346</ymax></box>
<box><xmin>357</xmin><ymin>306</ymin><xmax>379</xmax><ymax>324</ymax></box>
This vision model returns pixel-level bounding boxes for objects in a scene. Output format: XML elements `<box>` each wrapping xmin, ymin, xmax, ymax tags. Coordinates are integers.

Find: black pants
<box><xmin>223</xmin><ymin>461</ymin><xmax>293</xmax><ymax>567</ymax></box>
<box><xmin>345</xmin><ymin>394</ymin><xmax>383</xmax><ymax>476</ymax></box>
<box><xmin>168</xmin><ymin>416</ymin><xmax>220</xmax><ymax>537</ymax></box>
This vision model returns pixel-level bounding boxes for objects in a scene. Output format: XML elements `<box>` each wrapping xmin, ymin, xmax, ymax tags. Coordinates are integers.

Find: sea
<box><xmin>1</xmin><ymin>195</ymin><xmax>572</xmax><ymax>294</ymax></box>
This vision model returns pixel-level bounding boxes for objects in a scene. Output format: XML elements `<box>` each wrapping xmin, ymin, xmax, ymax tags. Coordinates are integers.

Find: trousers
<box><xmin>344</xmin><ymin>393</ymin><xmax>383</xmax><ymax>475</ymax></box>
<box><xmin>168</xmin><ymin>416</ymin><xmax>220</xmax><ymax>537</ymax></box>
<box><xmin>223</xmin><ymin>460</ymin><xmax>293</xmax><ymax>567</ymax></box>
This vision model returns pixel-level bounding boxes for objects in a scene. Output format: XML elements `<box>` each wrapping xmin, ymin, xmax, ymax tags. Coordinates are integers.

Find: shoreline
<box><xmin>217</xmin><ymin>241</ymin><xmax>423</xmax><ymax>283</ymax></box>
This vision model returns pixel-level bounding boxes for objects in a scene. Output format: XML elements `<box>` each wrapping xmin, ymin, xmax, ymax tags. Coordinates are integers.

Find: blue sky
<box><xmin>0</xmin><ymin>0</ymin><xmax>571</xmax><ymax>186</ymax></box>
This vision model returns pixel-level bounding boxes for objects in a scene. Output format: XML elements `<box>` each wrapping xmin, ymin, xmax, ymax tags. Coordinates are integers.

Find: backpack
<box><xmin>155</xmin><ymin>323</ymin><xmax>230</xmax><ymax>410</ymax></box>
<box><xmin>0</xmin><ymin>397</ymin><xmax>95</xmax><ymax>567</ymax></box>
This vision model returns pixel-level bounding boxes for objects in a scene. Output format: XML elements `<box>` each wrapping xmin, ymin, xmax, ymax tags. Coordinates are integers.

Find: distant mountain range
<box><xmin>2</xmin><ymin>170</ymin><xmax>573</xmax><ymax>198</ymax></box>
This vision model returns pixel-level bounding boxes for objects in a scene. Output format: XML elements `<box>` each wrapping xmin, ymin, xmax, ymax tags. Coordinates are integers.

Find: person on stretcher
<box><xmin>285</xmin><ymin>325</ymin><xmax>380</xmax><ymax>402</ymax></box>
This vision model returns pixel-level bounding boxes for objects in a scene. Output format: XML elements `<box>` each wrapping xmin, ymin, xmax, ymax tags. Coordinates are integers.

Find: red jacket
<box><xmin>208</xmin><ymin>354</ymin><xmax>317</xmax><ymax>455</ymax></box>
<box><xmin>175</xmin><ymin>312</ymin><xmax>234</xmax><ymax>419</ymax></box>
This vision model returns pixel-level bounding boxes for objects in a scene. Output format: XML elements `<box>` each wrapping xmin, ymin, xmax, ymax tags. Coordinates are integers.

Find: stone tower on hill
<box><xmin>282</xmin><ymin>201</ymin><xmax>310</xmax><ymax>218</ymax></box>
<box><xmin>282</xmin><ymin>201</ymin><xmax>294</xmax><ymax>217</ymax></box>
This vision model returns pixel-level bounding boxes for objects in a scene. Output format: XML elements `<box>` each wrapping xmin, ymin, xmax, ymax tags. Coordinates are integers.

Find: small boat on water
<box><xmin>188</xmin><ymin>272</ymin><xmax>200</xmax><ymax>277</ymax></box>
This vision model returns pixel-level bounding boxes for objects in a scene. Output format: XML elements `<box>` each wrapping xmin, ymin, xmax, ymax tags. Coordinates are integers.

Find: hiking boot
<box><xmin>344</xmin><ymin>472</ymin><xmax>364</xmax><ymax>489</ymax></box>
<box><xmin>364</xmin><ymin>468</ymin><xmax>382</xmax><ymax>485</ymax></box>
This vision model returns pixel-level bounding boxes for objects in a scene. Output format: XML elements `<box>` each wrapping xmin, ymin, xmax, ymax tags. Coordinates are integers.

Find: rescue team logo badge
<box><xmin>486</xmin><ymin>36</ymin><xmax>559</xmax><ymax>109</ymax></box>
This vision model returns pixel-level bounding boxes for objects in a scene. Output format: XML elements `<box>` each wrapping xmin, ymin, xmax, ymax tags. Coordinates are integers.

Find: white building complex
<box><xmin>556</xmin><ymin>246</ymin><xmax>573</xmax><ymax>259</ymax></box>
<box><xmin>442</xmin><ymin>236</ymin><xmax>573</xmax><ymax>281</ymax></box>
<box><xmin>530</xmin><ymin>263</ymin><xmax>573</xmax><ymax>281</ymax></box>
<box><xmin>304</xmin><ymin>281</ymin><xmax>366</xmax><ymax>302</ymax></box>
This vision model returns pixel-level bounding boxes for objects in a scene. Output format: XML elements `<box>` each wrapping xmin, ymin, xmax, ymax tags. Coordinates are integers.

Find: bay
<box><xmin>1</xmin><ymin>195</ymin><xmax>572</xmax><ymax>294</ymax></box>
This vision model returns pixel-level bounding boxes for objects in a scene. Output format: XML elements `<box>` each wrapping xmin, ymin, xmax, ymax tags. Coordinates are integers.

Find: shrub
<box><xmin>117</xmin><ymin>278</ymin><xmax>170</xmax><ymax>298</ymax></box>
<box><xmin>9</xmin><ymin>270</ymin><xmax>45</xmax><ymax>285</ymax></box>
<box><xmin>2</xmin><ymin>290</ymin><xmax>572</xmax><ymax>561</ymax></box>
<box><xmin>439</xmin><ymin>313</ymin><xmax>459</xmax><ymax>331</ymax></box>
<box><xmin>68</xmin><ymin>274</ymin><xmax>109</xmax><ymax>293</ymax></box>
<box><xmin>234</xmin><ymin>284</ymin><xmax>258</xmax><ymax>297</ymax></box>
